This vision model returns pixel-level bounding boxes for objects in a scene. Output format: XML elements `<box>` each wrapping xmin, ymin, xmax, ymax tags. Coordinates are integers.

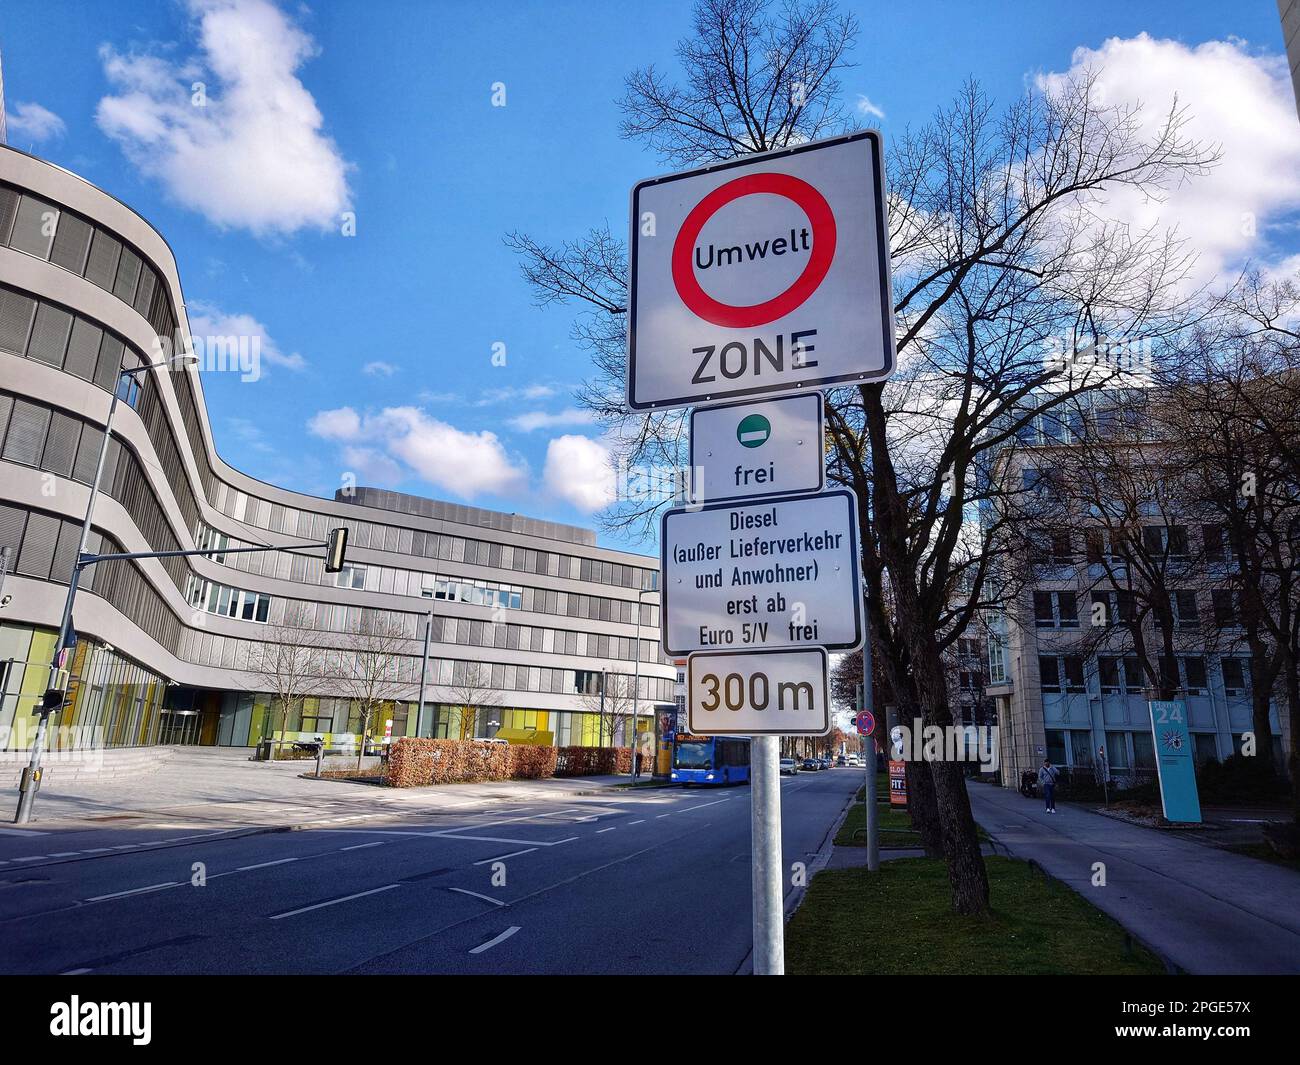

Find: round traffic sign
<box><xmin>670</xmin><ymin>172</ymin><xmax>838</xmax><ymax>329</ymax></box>
<box><xmin>737</xmin><ymin>413</ymin><xmax>771</xmax><ymax>448</ymax></box>
<box><xmin>854</xmin><ymin>710</ymin><xmax>875</xmax><ymax>737</ymax></box>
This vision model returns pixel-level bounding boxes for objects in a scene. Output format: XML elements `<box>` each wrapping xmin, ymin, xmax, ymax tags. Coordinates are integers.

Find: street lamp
<box><xmin>630</xmin><ymin>582</ymin><xmax>660</xmax><ymax>781</ymax></box>
<box><xmin>15</xmin><ymin>352</ymin><xmax>197</xmax><ymax>824</ymax></box>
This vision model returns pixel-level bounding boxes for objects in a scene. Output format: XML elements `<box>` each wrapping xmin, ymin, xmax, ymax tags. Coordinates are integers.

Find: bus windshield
<box><xmin>674</xmin><ymin>741</ymin><xmax>712</xmax><ymax>769</ymax></box>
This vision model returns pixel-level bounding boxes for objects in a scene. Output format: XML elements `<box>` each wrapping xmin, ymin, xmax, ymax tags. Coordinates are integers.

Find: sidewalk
<box><xmin>966</xmin><ymin>781</ymin><xmax>1300</xmax><ymax>974</ymax></box>
<box><xmin>0</xmin><ymin>746</ymin><xmax>645</xmax><ymax>831</ymax></box>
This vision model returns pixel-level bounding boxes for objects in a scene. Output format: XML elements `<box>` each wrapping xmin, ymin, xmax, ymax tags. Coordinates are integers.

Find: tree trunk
<box><xmin>1286</xmin><ymin>654</ymin><xmax>1300</xmax><ymax>824</ymax></box>
<box><xmin>930</xmin><ymin>758</ymin><xmax>991</xmax><ymax>915</ymax></box>
<box><xmin>1248</xmin><ymin>638</ymin><xmax>1277</xmax><ymax>786</ymax></box>
<box><xmin>904</xmin><ymin>755</ymin><xmax>944</xmax><ymax>857</ymax></box>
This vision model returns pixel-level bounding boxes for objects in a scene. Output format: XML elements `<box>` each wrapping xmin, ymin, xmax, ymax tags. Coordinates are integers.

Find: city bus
<box><xmin>670</xmin><ymin>734</ymin><xmax>751</xmax><ymax>785</ymax></box>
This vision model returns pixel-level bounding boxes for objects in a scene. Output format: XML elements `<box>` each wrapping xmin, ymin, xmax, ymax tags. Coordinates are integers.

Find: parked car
<box><xmin>779</xmin><ymin>758</ymin><xmax>799</xmax><ymax>775</ymax></box>
<box><xmin>835</xmin><ymin>756</ymin><xmax>847</xmax><ymax>766</ymax></box>
<box><xmin>801</xmin><ymin>758</ymin><xmax>819</xmax><ymax>771</ymax></box>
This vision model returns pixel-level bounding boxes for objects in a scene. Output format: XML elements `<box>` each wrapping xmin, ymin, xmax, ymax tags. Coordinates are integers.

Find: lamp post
<box><xmin>415</xmin><ymin>609</ymin><xmax>433</xmax><ymax>737</ymax></box>
<box><xmin>15</xmin><ymin>354</ymin><xmax>196</xmax><ymax>824</ymax></box>
<box><xmin>630</xmin><ymin>585</ymin><xmax>659</xmax><ymax>781</ymax></box>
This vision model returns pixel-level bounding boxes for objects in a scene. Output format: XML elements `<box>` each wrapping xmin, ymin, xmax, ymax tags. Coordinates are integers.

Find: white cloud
<box><xmin>384</xmin><ymin>407</ymin><xmax>527</xmax><ymax>498</ymax></box>
<box><xmin>186</xmin><ymin>301</ymin><xmax>306</xmax><ymax>370</ymax></box>
<box><xmin>307</xmin><ymin>406</ymin><xmax>361</xmax><ymax>441</ymax></box>
<box><xmin>508</xmin><ymin>407</ymin><xmax>595</xmax><ymax>432</ymax></box>
<box><xmin>340</xmin><ymin>445</ymin><xmax>403</xmax><ymax>487</ymax></box>
<box><xmin>1036</xmin><ymin>34</ymin><xmax>1300</xmax><ymax>284</ymax></box>
<box><xmin>475</xmin><ymin>383</ymin><xmax>558</xmax><ymax>406</ymax></box>
<box><xmin>95</xmin><ymin>0</ymin><xmax>352</xmax><ymax>236</ymax></box>
<box><xmin>306</xmin><ymin>405</ymin><xmax>528</xmax><ymax>500</ymax></box>
<box><xmin>6</xmin><ymin>102</ymin><xmax>67</xmax><ymax>142</ymax></box>
<box><xmin>855</xmin><ymin>95</ymin><xmax>885</xmax><ymax>120</ymax></box>
<box><xmin>543</xmin><ymin>435</ymin><xmax>615</xmax><ymax>513</ymax></box>
<box><xmin>362</xmin><ymin>361</ymin><xmax>398</xmax><ymax>377</ymax></box>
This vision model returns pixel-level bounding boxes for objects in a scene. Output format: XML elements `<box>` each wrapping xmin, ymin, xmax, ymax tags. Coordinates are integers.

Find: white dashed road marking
<box><xmin>448</xmin><ymin>887</ymin><xmax>505</xmax><ymax>907</ymax></box>
<box><xmin>469</xmin><ymin>926</ymin><xmax>521</xmax><ymax>954</ymax></box>
<box><xmin>269</xmin><ymin>884</ymin><xmax>402</xmax><ymax>920</ymax></box>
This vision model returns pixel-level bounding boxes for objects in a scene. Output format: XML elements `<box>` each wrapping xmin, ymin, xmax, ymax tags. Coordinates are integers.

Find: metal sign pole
<box><xmin>861</xmin><ymin>579</ymin><xmax>879</xmax><ymax>871</ymax></box>
<box><xmin>750</xmin><ymin>733</ymin><xmax>784</xmax><ymax>974</ymax></box>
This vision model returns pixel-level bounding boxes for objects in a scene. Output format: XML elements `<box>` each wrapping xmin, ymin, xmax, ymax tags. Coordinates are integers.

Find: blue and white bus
<box><xmin>670</xmin><ymin>735</ymin><xmax>751</xmax><ymax>785</ymax></box>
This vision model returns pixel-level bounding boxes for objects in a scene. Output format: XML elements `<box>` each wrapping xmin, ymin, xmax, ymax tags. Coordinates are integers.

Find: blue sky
<box><xmin>2</xmin><ymin>0</ymin><xmax>1297</xmax><ymax>552</ymax></box>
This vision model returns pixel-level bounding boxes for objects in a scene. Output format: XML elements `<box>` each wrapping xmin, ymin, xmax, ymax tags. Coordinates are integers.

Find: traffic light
<box><xmin>324</xmin><ymin>527</ymin><xmax>349</xmax><ymax>573</ymax></box>
<box><xmin>40</xmin><ymin>689</ymin><xmax>66</xmax><ymax>713</ymax></box>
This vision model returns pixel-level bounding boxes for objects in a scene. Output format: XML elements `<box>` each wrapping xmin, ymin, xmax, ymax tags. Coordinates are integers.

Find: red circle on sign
<box><xmin>671</xmin><ymin>172</ymin><xmax>837</xmax><ymax>329</ymax></box>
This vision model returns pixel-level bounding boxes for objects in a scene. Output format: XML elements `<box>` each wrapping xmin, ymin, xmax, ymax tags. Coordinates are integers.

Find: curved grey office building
<box><xmin>0</xmin><ymin>145</ymin><xmax>673</xmax><ymax>751</ymax></box>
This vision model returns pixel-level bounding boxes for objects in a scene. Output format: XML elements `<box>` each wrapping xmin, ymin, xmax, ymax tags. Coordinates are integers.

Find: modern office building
<box><xmin>0</xmin><ymin>144</ymin><xmax>675</xmax><ymax>753</ymax></box>
<box><xmin>982</xmin><ymin>393</ymin><xmax>1287</xmax><ymax>789</ymax></box>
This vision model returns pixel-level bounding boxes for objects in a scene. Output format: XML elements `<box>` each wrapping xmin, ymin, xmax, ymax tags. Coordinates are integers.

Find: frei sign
<box><xmin>689</xmin><ymin>392</ymin><xmax>824</xmax><ymax>503</ymax></box>
<box><xmin>628</xmin><ymin>131</ymin><xmax>895</xmax><ymax>410</ymax></box>
<box><xmin>660</xmin><ymin>489</ymin><xmax>862</xmax><ymax>657</ymax></box>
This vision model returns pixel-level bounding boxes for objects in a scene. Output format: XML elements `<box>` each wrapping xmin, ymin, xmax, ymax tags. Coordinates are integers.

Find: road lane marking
<box><xmin>473</xmin><ymin>848</ymin><xmax>536</xmax><ymax>865</ymax></box>
<box><xmin>680</xmin><ymin>798</ymin><xmax>731</xmax><ymax>813</ymax></box>
<box><xmin>340</xmin><ymin>842</ymin><xmax>385</xmax><ymax>852</ymax></box>
<box><xmin>237</xmin><ymin>858</ymin><xmax>299</xmax><ymax>871</ymax></box>
<box><xmin>627</xmin><ymin>819</ymin><xmax>646</xmax><ymax>825</ymax></box>
<box><xmin>551</xmin><ymin>837</ymin><xmax>578</xmax><ymax>846</ymax></box>
<box><xmin>48</xmin><ymin>852</ymin><xmax>82</xmax><ymax>857</ymax></box>
<box><xmin>87</xmin><ymin>882</ymin><xmax>179</xmax><ymax>902</ymax></box>
<box><xmin>469</xmin><ymin>926</ymin><xmax>521</xmax><ymax>954</ymax></box>
<box><xmin>0</xmin><ymin>827</ymin><xmax>48</xmax><ymax>837</ymax></box>
<box><xmin>269</xmin><ymin>884</ymin><xmax>401</xmax><ymax>920</ymax></box>
<box><xmin>448</xmin><ymin>887</ymin><xmax>505</xmax><ymax>907</ymax></box>
<box><xmin>60</xmin><ymin>968</ymin><xmax>93</xmax><ymax>975</ymax></box>
<box><xmin>656</xmin><ymin>814</ymin><xmax>672</xmax><ymax>818</ymax></box>
<box><xmin>596</xmin><ymin>827</ymin><xmax>616</xmax><ymax>834</ymax></box>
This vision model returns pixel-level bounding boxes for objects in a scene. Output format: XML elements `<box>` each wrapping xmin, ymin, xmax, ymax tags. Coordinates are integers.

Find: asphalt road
<box><xmin>0</xmin><ymin>768</ymin><xmax>860</xmax><ymax>975</ymax></box>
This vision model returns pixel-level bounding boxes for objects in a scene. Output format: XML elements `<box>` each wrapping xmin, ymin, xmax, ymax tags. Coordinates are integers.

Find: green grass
<box><xmin>835</xmin><ymin>800</ymin><xmax>921</xmax><ymax>847</ymax></box>
<box><xmin>835</xmin><ymin>782</ymin><xmax>987</xmax><ymax>847</ymax></box>
<box><xmin>786</xmin><ymin>856</ymin><xmax>1164</xmax><ymax>975</ymax></box>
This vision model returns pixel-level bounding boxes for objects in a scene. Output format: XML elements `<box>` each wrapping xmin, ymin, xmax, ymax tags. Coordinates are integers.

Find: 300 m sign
<box><xmin>687</xmin><ymin>648</ymin><xmax>829</xmax><ymax>736</ymax></box>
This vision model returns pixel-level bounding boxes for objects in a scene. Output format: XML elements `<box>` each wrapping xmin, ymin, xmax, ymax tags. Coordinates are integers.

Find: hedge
<box><xmin>386</xmin><ymin>739</ymin><xmax>623</xmax><ymax>787</ymax></box>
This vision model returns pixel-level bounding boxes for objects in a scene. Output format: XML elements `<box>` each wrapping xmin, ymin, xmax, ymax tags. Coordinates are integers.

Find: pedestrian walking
<box><xmin>1038</xmin><ymin>758</ymin><xmax>1059</xmax><ymax>813</ymax></box>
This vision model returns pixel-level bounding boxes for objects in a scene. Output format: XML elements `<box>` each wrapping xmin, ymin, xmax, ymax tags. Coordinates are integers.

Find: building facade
<box><xmin>0</xmin><ymin>145</ymin><xmax>675</xmax><ymax>753</ymax></box>
<box><xmin>983</xmin><ymin>395</ymin><xmax>1286</xmax><ymax>789</ymax></box>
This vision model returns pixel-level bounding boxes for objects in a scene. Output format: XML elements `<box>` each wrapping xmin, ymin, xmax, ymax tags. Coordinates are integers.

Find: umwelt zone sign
<box><xmin>627</xmin><ymin>131</ymin><xmax>895</xmax><ymax>411</ymax></box>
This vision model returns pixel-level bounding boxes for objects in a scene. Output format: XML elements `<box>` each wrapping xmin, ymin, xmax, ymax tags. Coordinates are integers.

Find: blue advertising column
<box><xmin>1147</xmin><ymin>700</ymin><xmax>1202</xmax><ymax>823</ymax></box>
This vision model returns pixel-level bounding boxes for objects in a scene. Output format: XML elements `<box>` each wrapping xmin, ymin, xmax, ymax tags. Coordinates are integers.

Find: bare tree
<box><xmin>446</xmin><ymin>662</ymin><xmax>503</xmax><ymax>740</ymax></box>
<box><xmin>578</xmin><ymin>671</ymin><xmax>636</xmax><ymax>747</ymax></box>
<box><xmin>339</xmin><ymin>612</ymin><xmax>409</xmax><ymax>769</ymax></box>
<box><xmin>243</xmin><ymin>602</ymin><xmax>321</xmax><ymax>759</ymax></box>
<box><xmin>507</xmin><ymin>0</ymin><xmax>1217</xmax><ymax>914</ymax></box>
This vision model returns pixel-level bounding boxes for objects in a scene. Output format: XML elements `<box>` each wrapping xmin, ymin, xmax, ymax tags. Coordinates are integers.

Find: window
<box><xmin>1172</xmin><ymin>590</ymin><xmax>1199</xmax><ymax>629</ymax></box>
<box><xmin>1193</xmin><ymin>733</ymin><xmax>1218</xmax><ymax>765</ymax></box>
<box><xmin>1221</xmin><ymin>657</ymin><xmax>1248</xmax><ymax>697</ymax></box>
<box><xmin>335</xmin><ymin>565</ymin><xmax>367</xmax><ymax>590</ymax></box>
<box><xmin>1182</xmin><ymin>656</ymin><xmax>1207</xmax><ymax>695</ymax></box>
<box><xmin>1034</xmin><ymin>590</ymin><xmax>1078</xmax><ymax>628</ymax></box>
<box><xmin>1122</xmin><ymin>656</ymin><xmax>1145</xmax><ymax>693</ymax></box>
<box><xmin>1142</xmin><ymin>525</ymin><xmax>1189</xmax><ymax>559</ymax></box>
<box><xmin>1212</xmin><ymin>589</ymin><xmax>1237</xmax><ymax>628</ymax></box>
<box><xmin>1062</xmin><ymin>656</ymin><xmax>1085</xmax><ymax>693</ymax></box>
<box><xmin>1098</xmin><ymin>656</ymin><xmax>1122</xmax><ymax>695</ymax></box>
<box><xmin>1049</xmin><ymin>530</ymin><xmax>1074</xmax><ymax>564</ymax></box>
<box><xmin>1202</xmin><ymin>523</ymin><xmax>1227</xmax><ymax>563</ymax></box>
<box><xmin>1105</xmin><ymin>732</ymin><xmax>1130</xmax><ymax>769</ymax></box>
<box><xmin>1159</xmin><ymin>655</ymin><xmax>1180</xmax><ymax>693</ymax></box>
<box><xmin>1045</xmin><ymin>730</ymin><xmax>1068</xmax><ymax>765</ymax></box>
<box><xmin>1038</xmin><ymin>656</ymin><xmax>1061</xmax><ymax>693</ymax></box>
<box><xmin>1132</xmin><ymin>731</ymin><xmax>1155</xmax><ymax>770</ymax></box>
<box><xmin>9</xmin><ymin>195</ymin><xmax>58</xmax><ymax>258</ymax></box>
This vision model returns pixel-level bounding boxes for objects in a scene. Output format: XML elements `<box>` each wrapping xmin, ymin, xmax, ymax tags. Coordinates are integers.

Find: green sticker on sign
<box><xmin>737</xmin><ymin>413</ymin><xmax>771</xmax><ymax>448</ymax></box>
